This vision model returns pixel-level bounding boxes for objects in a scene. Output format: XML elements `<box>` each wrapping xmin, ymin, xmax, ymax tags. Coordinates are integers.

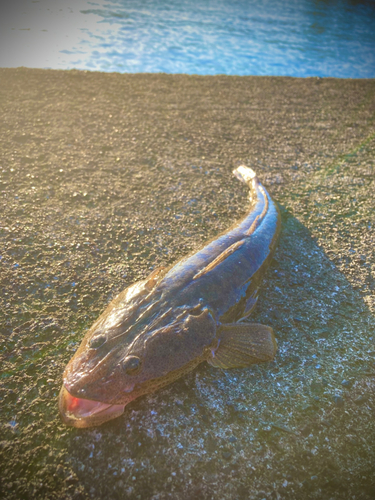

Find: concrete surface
<box><xmin>0</xmin><ymin>68</ymin><xmax>375</xmax><ymax>500</ymax></box>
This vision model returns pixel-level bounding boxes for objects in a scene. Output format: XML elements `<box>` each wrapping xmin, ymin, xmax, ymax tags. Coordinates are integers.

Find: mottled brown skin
<box><xmin>59</xmin><ymin>167</ymin><xmax>281</xmax><ymax>428</ymax></box>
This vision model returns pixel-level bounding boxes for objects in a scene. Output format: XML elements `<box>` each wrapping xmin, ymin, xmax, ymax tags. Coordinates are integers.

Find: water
<box><xmin>0</xmin><ymin>0</ymin><xmax>374</xmax><ymax>78</ymax></box>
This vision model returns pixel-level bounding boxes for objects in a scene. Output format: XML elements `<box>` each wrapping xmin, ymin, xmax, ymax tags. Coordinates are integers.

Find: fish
<box><xmin>59</xmin><ymin>166</ymin><xmax>281</xmax><ymax>428</ymax></box>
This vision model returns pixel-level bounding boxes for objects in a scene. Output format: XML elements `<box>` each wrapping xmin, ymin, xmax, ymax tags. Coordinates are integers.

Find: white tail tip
<box><xmin>233</xmin><ymin>166</ymin><xmax>257</xmax><ymax>184</ymax></box>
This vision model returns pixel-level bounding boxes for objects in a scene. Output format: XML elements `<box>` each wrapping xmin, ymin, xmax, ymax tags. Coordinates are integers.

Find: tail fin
<box><xmin>233</xmin><ymin>166</ymin><xmax>258</xmax><ymax>186</ymax></box>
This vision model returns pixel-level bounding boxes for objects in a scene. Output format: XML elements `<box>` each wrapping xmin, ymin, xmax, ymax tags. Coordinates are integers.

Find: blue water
<box><xmin>0</xmin><ymin>0</ymin><xmax>374</xmax><ymax>78</ymax></box>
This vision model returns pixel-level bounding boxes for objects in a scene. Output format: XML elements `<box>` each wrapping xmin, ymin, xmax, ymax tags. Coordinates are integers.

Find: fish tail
<box><xmin>233</xmin><ymin>165</ymin><xmax>267</xmax><ymax>210</ymax></box>
<box><xmin>232</xmin><ymin>165</ymin><xmax>258</xmax><ymax>186</ymax></box>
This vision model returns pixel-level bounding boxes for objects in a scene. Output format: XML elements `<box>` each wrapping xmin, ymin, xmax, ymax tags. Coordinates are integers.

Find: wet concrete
<box><xmin>0</xmin><ymin>68</ymin><xmax>374</xmax><ymax>499</ymax></box>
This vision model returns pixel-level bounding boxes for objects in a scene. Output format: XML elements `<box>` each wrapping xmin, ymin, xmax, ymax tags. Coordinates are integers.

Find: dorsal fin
<box><xmin>192</xmin><ymin>239</ymin><xmax>245</xmax><ymax>280</ymax></box>
<box><xmin>145</xmin><ymin>266</ymin><xmax>166</xmax><ymax>290</ymax></box>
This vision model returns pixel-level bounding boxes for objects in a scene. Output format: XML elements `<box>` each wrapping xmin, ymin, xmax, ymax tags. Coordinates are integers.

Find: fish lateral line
<box><xmin>244</xmin><ymin>185</ymin><xmax>269</xmax><ymax>236</ymax></box>
<box><xmin>192</xmin><ymin>239</ymin><xmax>246</xmax><ymax>280</ymax></box>
<box><xmin>191</xmin><ymin>170</ymin><xmax>271</xmax><ymax>281</ymax></box>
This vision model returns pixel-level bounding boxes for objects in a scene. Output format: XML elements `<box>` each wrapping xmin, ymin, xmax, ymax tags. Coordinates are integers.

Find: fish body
<box><xmin>59</xmin><ymin>166</ymin><xmax>281</xmax><ymax>428</ymax></box>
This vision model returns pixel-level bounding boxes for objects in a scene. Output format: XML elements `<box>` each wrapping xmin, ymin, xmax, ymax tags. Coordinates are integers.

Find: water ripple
<box><xmin>0</xmin><ymin>0</ymin><xmax>374</xmax><ymax>77</ymax></box>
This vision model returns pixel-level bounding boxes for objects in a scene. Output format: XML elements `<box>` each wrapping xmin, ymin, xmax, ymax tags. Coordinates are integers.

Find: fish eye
<box><xmin>89</xmin><ymin>334</ymin><xmax>106</xmax><ymax>349</ymax></box>
<box><xmin>122</xmin><ymin>356</ymin><xmax>141</xmax><ymax>375</ymax></box>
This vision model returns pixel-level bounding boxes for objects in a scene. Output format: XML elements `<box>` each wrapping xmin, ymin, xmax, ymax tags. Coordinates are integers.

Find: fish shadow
<box><xmin>64</xmin><ymin>208</ymin><xmax>375</xmax><ymax>499</ymax></box>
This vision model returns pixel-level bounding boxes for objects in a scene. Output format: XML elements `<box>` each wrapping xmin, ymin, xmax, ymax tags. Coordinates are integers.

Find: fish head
<box><xmin>59</xmin><ymin>282</ymin><xmax>216</xmax><ymax>428</ymax></box>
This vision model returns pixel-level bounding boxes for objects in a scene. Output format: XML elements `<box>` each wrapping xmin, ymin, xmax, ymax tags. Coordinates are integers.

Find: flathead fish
<box><xmin>59</xmin><ymin>166</ymin><xmax>281</xmax><ymax>427</ymax></box>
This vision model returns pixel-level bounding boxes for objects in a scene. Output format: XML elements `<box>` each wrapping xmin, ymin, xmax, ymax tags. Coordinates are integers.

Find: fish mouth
<box><xmin>58</xmin><ymin>385</ymin><xmax>125</xmax><ymax>428</ymax></box>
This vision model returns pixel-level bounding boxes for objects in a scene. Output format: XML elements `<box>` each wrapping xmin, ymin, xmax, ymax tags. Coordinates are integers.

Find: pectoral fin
<box><xmin>239</xmin><ymin>292</ymin><xmax>258</xmax><ymax>321</ymax></box>
<box><xmin>207</xmin><ymin>323</ymin><xmax>277</xmax><ymax>369</ymax></box>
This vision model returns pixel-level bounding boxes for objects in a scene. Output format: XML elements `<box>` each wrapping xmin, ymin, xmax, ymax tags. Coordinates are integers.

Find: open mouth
<box><xmin>58</xmin><ymin>385</ymin><xmax>125</xmax><ymax>428</ymax></box>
